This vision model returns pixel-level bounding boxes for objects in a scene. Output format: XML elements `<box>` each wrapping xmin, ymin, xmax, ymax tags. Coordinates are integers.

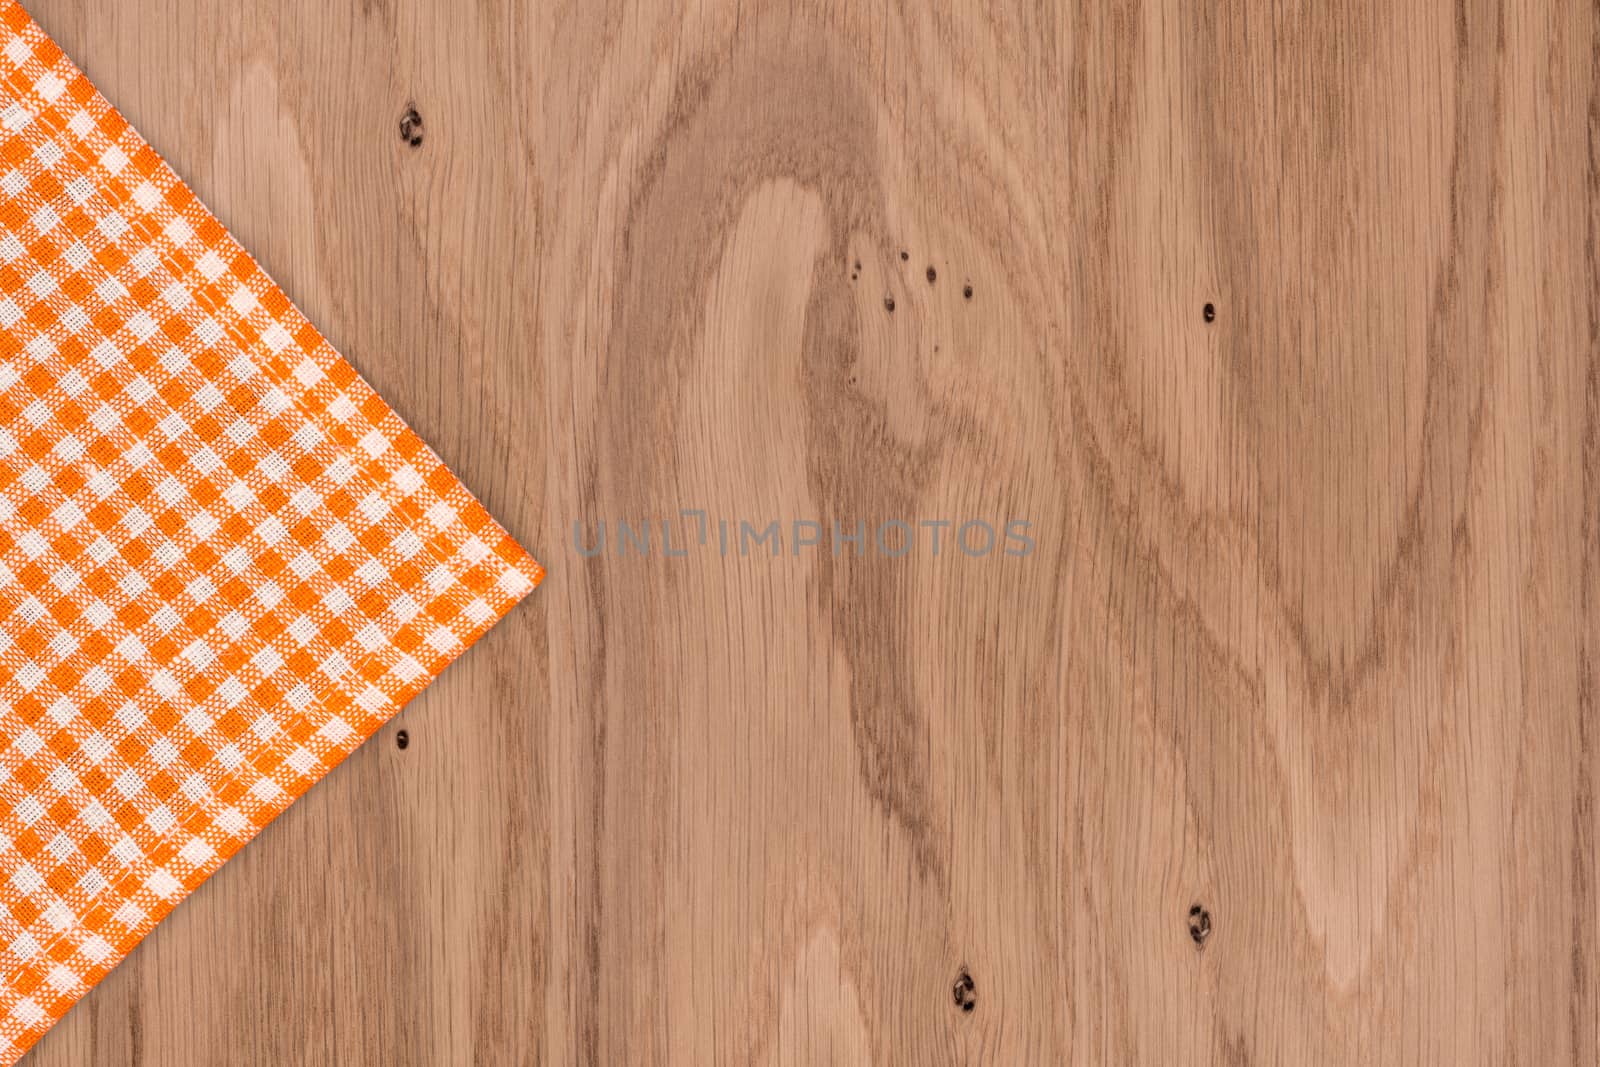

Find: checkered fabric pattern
<box><xmin>0</xmin><ymin>2</ymin><xmax>542</xmax><ymax>1059</ymax></box>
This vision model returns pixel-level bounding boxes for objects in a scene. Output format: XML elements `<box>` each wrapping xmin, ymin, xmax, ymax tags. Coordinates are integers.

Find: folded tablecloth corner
<box><xmin>0</xmin><ymin>1</ymin><xmax>543</xmax><ymax>1059</ymax></box>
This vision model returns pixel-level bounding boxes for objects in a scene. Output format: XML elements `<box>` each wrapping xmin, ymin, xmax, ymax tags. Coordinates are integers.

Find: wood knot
<box><xmin>952</xmin><ymin>969</ymin><xmax>977</xmax><ymax>1013</ymax></box>
<box><xmin>396</xmin><ymin>729</ymin><xmax>410</xmax><ymax>750</ymax></box>
<box><xmin>399</xmin><ymin>105</ymin><xmax>424</xmax><ymax>147</ymax></box>
<box><xmin>1188</xmin><ymin>904</ymin><xmax>1211</xmax><ymax>946</ymax></box>
<box><xmin>1202</xmin><ymin>301</ymin><xmax>1216</xmax><ymax>323</ymax></box>
<box><xmin>884</xmin><ymin>295</ymin><xmax>896</xmax><ymax>313</ymax></box>
<box><xmin>962</xmin><ymin>283</ymin><xmax>974</xmax><ymax>300</ymax></box>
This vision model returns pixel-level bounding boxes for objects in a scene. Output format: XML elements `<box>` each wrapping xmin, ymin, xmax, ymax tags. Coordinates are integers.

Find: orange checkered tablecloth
<box><xmin>0</xmin><ymin>1</ymin><xmax>542</xmax><ymax>1059</ymax></box>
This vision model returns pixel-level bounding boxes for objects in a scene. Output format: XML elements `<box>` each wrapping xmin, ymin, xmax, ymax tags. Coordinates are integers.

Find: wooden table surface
<box><xmin>17</xmin><ymin>0</ymin><xmax>1599</xmax><ymax>1063</ymax></box>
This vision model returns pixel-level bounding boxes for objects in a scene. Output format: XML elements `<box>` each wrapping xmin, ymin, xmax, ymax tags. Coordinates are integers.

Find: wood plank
<box><xmin>20</xmin><ymin>0</ymin><xmax>1600</xmax><ymax>1062</ymax></box>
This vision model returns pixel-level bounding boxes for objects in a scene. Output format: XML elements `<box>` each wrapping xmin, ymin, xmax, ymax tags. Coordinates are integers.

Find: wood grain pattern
<box><xmin>16</xmin><ymin>0</ymin><xmax>1599</xmax><ymax>1062</ymax></box>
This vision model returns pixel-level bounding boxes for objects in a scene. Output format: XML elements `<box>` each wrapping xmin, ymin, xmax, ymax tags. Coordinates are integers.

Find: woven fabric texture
<box><xmin>0</xmin><ymin>2</ymin><xmax>542</xmax><ymax>1059</ymax></box>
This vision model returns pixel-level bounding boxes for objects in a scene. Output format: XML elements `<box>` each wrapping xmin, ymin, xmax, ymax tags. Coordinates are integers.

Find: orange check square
<box><xmin>0</xmin><ymin>1</ymin><xmax>542</xmax><ymax>1059</ymax></box>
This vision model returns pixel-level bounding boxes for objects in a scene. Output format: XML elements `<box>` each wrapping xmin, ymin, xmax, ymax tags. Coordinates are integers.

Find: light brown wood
<box><xmin>17</xmin><ymin>0</ymin><xmax>1599</xmax><ymax>1062</ymax></box>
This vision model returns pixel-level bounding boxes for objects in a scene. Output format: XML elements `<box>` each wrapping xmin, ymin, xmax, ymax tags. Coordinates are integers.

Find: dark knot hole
<box><xmin>399</xmin><ymin>105</ymin><xmax>424</xmax><ymax>147</ymax></box>
<box><xmin>952</xmin><ymin>969</ymin><xmax>977</xmax><ymax>1013</ymax></box>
